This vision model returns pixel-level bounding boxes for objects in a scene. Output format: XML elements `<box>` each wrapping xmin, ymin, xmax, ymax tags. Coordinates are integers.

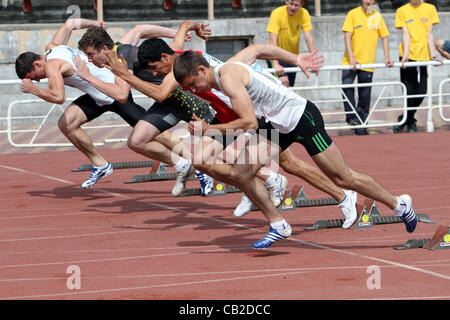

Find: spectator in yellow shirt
<box><xmin>341</xmin><ymin>0</ymin><xmax>393</xmax><ymax>135</ymax></box>
<box><xmin>266</xmin><ymin>0</ymin><xmax>316</xmax><ymax>87</ymax></box>
<box><xmin>393</xmin><ymin>0</ymin><xmax>442</xmax><ymax>133</ymax></box>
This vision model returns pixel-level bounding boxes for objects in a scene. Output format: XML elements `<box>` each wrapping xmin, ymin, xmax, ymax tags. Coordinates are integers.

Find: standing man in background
<box><xmin>393</xmin><ymin>0</ymin><xmax>442</xmax><ymax>134</ymax></box>
<box><xmin>341</xmin><ymin>0</ymin><xmax>393</xmax><ymax>135</ymax></box>
<box><xmin>266</xmin><ymin>0</ymin><xmax>316</xmax><ymax>87</ymax></box>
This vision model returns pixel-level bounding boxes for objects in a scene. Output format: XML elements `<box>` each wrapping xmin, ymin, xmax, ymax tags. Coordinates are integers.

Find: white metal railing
<box><xmin>267</xmin><ymin>60</ymin><xmax>450</xmax><ymax>132</ymax></box>
<box><xmin>3</xmin><ymin>92</ymin><xmax>149</xmax><ymax>148</ymax></box>
<box><xmin>439</xmin><ymin>78</ymin><xmax>450</xmax><ymax>122</ymax></box>
<box><xmin>1</xmin><ymin>60</ymin><xmax>449</xmax><ymax>148</ymax></box>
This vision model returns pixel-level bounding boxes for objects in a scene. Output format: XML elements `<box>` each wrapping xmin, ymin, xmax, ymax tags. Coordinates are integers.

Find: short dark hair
<box><xmin>78</xmin><ymin>27</ymin><xmax>114</xmax><ymax>51</ymax></box>
<box><xmin>15</xmin><ymin>52</ymin><xmax>41</xmax><ymax>79</ymax></box>
<box><xmin>137</xmin><ymin>38</ymin><xmax>174</xmax><ymax>68</ymax></box>
<box><xmin>173</xmin><ymin>51</ymin><xmax>210</xmax><ymax>84</ymax></box>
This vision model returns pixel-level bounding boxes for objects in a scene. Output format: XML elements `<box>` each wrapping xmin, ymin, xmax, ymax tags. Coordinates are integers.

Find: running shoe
<box><xmin>339</xmin><ymin>190</ymin><xmax>358</xmax><ymax>229</ymax></box>
<box><xmin>195</xmin><ymin>170</ymin><xmax>214</xmax><ymax>196</ymax></box>
<box><xmin>172</xmin><ymin>163</ymin><xmax>195</xmax><ymax>196</ymax></box>
<box><xmin>233</xmin><ymin>194</ymin><xmax>253</xmax><ymax>217</ymax></box>
<box><xmin>81</xmin><ymin>162</ymin><xmax>113</xmax><ymax>188</ymax></box>
<box><xmin>233</xmin><ymin>174</ymin><xmax>288</xmax><ymax>217</ymax></box>
<box><xmin>398</xmin><ymin>194</ymin><xmax>418</xmax><ymax>233</ymax></box>
<box><xmin>267</xmin><ymin>174</ymin><xmax>288</xmax><ymax>208</ymax></box>
<box><xmin>252</xmin><ymin>224</ymin><xmax>292</xmax><ymax>249</ymax></box>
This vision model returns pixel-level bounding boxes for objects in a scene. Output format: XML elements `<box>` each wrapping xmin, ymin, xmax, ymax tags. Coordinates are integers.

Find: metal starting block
<box><xmin>395</xmin><ymin>225</ymin><xmax>450</xmax><ymax>250</ymax></box>
<box><xmin>176</xmin><ymin>181</ymin><xmax>241</xmax><ymax>197</ymax></box>
<box><xmin>124</xmin><ymin>161</ymin><xmax>196</xmax><ymax>183</ymax></box>
<box><xmin>72</xmin><ymin>160</ymin><xmax>155</xmax><ymax>172</ymax></box>
<box><xmin>248</xmin><ymin>184</ymin><xmax>339</xmax><ymax>212</ymax></box>
<box><xmin>305</xmin><ymin>198</ymin><xmax>435</xmax><ymax>231</ymax></box>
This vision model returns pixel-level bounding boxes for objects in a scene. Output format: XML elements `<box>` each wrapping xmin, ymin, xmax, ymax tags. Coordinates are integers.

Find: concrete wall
<box><xmin>1</xmin><ymin>12</ymin><xmax>449</xmax><ymax>124</ymax></box>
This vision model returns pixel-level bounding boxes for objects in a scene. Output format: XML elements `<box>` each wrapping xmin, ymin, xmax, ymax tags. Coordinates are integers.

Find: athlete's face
<box><xmin>285</xmin><ymin>0</ymin><xmax>302</xmax><ymax>16</ymax></box>
<box><xmin>180</xmin><ymin>71</ymin><xmax>211</xmax><ymax>93</ymax></box>
<box><xmin>24</xmin><ymin>60</ymin><xmax>46</xmax><ymax>81</ymax></box>
<box><xmin>146</xmin><ymin>53</ymin><xmax>172</xmax><ymax>77</ymax></box>
<box><xmin>82</xmin><ymin>46</ymin><xmax>109</xmax><ymax>68</ymax></box>
<box><xmin>409</xmin><ymin>0</ymin><xmax>422</xmax><ymax>6</ymax></box>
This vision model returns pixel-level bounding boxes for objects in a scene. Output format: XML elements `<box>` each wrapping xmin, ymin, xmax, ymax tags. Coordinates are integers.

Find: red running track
<box><xmin>0</xmin><ymin>131</ymin><xmax>449</xmax><ymax>300</ymax></box>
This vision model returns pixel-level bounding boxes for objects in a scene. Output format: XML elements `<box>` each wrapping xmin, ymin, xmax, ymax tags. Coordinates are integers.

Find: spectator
<box><xmin>266</xmin><ymin>0</ymin><xmax>316</xmax><ymax>87</ymax></box>
<box><xmin>341</xmin><ymin>0</ymin><xmax>393</xmax><ymax>135</ymax></box>
<box><xmin>393</xmin><ymin>0</ymin><xmax>442</xmax><ymax>133</ymax></box>
<box><xmin>436</xmin><ymin>39</ymin><xmax>450</xmax><ymax>59</ymax></box>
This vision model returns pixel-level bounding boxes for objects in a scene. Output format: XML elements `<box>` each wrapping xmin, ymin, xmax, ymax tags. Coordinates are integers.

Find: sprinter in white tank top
<box><xmin>173</xmin><ymin>47</ymin><xmax>418</xmax><ymax>248</ymax></box>
<box><xmin>15</xmin><ymin>19</ymin><xmax>141</xmax><ymax>189</ymax></box>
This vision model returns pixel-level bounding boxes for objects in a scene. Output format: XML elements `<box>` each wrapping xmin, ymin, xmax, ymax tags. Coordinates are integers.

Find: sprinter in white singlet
<box><xmin>172</xmin><ymin>48</ymin><xmax>419</xmax><ymax>249</ymax></box>
<box><xmin>16</xmin><ymin>35</ymin><xmax>145</xmax><ymax>189</ymax></box>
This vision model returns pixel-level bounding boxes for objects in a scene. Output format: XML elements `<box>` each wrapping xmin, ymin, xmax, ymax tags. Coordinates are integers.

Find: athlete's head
<box><xmin>78</xmin><ymin>27</ymin><xmax>114</xmax><ymax>68</ymax></box>
<box><xmin>138</xmin><ymin>38</ymin><xmax>175</xmax><ymax>77</ymax></box>
<box><xmin>15</xmin><ymin>52</ymin><xmax>46</xmax><ymax>81</ymax></box>
<box><xmin>173</xmin><ymin>51</ymin><xmax>211</xmax><ymax>93</ymax></box>
<box><xmin>285</xmin><ymin>0</ymin><xmax>303</xmax><ymax>16</ymax></box>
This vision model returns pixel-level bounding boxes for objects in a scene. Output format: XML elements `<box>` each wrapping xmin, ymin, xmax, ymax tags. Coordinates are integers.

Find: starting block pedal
<box><xmin>124</xmin><ymin>161</ymin><xmax>196</xmax><ymax>183</ymax></box>
<box><xmin>176</xmin><ymin>181</ymin><xmax>241</xmax><ymax>197</ymax></box>
<box><xmin>305</xmin><ymin>199</ymin><xmax>435</xmax><ymax>231</ymax></box>
<box><xmin>72</xmin><ymin>160</ymin><xmax>155</xmax><ymax>172</ymax></box>
<box><xmin>248</xmin><ymin>184</ymin><xmax>339</xmax><ymax>213</ymax></box>
<box><xmin>395</xmin><ymin>225</ymin><xmax>450</xmax><ymax>250</ymax></box>
<box><xmin>305</xmin><ymin>199</ymin><xmax>376</xmax><ymax>230</ymax></box>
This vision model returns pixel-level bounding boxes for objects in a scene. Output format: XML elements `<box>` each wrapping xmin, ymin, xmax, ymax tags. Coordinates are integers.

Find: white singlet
<box><xmin>213</xmin><ymin>62</ymin><xmax>306</xmax><ymax>133</ymax></box>
<box><xmin>45</xmin><ymin>45</ymin><xmax>115</xmax><ymax>106</ymax></box>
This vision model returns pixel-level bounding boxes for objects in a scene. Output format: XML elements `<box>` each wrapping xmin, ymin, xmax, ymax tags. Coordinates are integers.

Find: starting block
<box><xmin>247</xmin><ymin>184</ymin><xmax>339</xmax><ymax>212</ymax></box>
<box><xmin>395</xmin><ymin>225</ymin><xmax>450</xmax><ymax>250</ymax></box>
<box><xmin>305</xmin><ymin>199</ymin><xmax>435</xmax><ymax>231</ymax></box>
<box><xmin>72</xmin><ymin>160</ymin><xmax>155</xmax><ymax>172</ymax></box>
<box><xmin>176</xmin><ymin>181</ymin><xmax>241</xmax><ymax>197</ymax></box>
<box><xmin>124</xmin><ymin>161</ymin><xmax>196</xmax><ymax>183</ymax></box>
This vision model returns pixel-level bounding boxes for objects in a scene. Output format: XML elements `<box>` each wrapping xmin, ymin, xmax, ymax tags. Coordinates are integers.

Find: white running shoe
<box><xmin>233</xmin><ymin>174</ymin><xmax>288</xmax><ymax>217</ymax></box>
<box><xmin>398</xmin><ymin>194</ymin><xmax>418</xmax><ymax>233</ymax></box>
<box><xmin>233</xmin><ymin>194</ymin><xmax>253</xmax><ymax>217</ymax></box>
<box><xmin>81</xmin><ymin>162</ymin><xmax>113</xmax><ymax>188</ymax></box>
<box><xmin>267</xmin><ymin>174</ymin><xmax>288</xmax><ymax>208</ymax></box>
<box><xmin>339</xmin><ymin>190</ymin><xmax>358</xmax><ymax>229</ymax></box>
<box><xmin>171</xmin><ymin>163</ymin><xmax>195</xmax><ymax>196</ymax></box>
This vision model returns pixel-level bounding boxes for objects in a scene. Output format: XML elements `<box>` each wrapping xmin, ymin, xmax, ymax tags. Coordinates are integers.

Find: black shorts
<box><xmin>140</xmin><ymin>87</ymin><xmax>215</xmax><ymax>133</ymax></box>
<box><xmin>257</xmin><ymin>100</ymin><xmax>333</xmax><ymax>156</ymax></box>
<box><xmin>73</xmin><ymin>93</ymin><xmax>145</xmax><ymax>127</ymax></box>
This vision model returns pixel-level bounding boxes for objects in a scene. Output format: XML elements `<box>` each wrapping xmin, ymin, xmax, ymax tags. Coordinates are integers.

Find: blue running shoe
<box><xmin>398</xmin><ymin>194</ymin><xmax>418</xmax><ymax>233</ymax></box>
<box><xmin>252</xmin><ymin>225</ymin><xmax>292</xmax><ymax>249</ymax></box>
<box><xmin>81</xmin><ymin>162</ymin><xmax>113</xmax><ymax>188</ymax></box>
<box><xmin>195</xmin><ymin>170</ymin><xmax>214</xmax><ymax>196</ymax></box>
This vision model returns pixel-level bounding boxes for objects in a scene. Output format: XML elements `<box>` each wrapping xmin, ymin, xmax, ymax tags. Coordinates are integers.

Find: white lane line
<box><xmin>1</xmin><ymin>270</ymin><xmax>312</xmax><ymax>300</ymax></box>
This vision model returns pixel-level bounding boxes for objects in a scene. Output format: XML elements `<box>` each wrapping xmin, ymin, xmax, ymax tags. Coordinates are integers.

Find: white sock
<box><xmin>270</xmin><ymin>219</ymin><xmax>289</xmax><ymax>230</ymax></box>
<box><xmin>173</xmin><ymin>158</ymin><xmax>189</xmax><ymax>172</ymax></box>
<box><xmin>93</xmin><ymin>163</ymin><xmax>109</xmax><ymax>169</ymax></box>
<box><xmin>265</xmin><ymin>172</ymin><xmax>279</xmax><ymax>188</ymax></box>
<box><xmin>393</xmin><ymin>196</ymin><xmax>405</xmax><ymax>216</ymax></box>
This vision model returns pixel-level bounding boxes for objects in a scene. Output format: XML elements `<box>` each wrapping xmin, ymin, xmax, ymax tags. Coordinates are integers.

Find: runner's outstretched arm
<box><xmin>48</xmin><ymin>18</ymin><xmax>106</xmax><ymax>51</ymax></box>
